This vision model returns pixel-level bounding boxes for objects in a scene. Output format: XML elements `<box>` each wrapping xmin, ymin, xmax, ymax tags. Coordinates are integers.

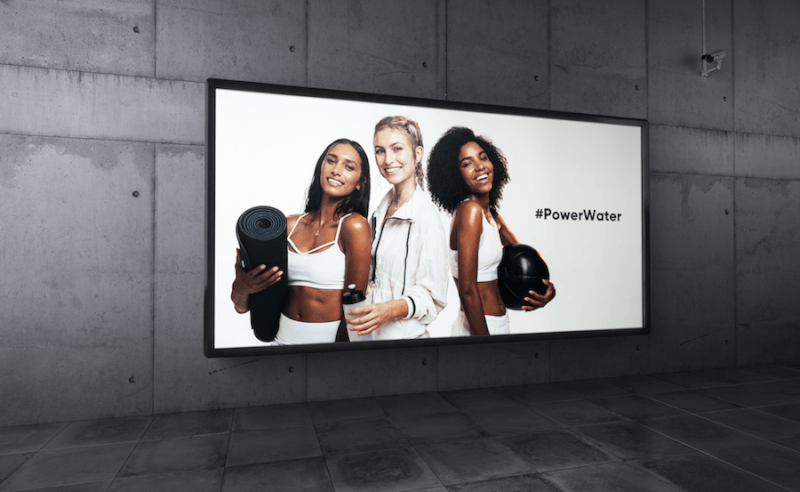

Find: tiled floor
<box><xmin>3</xmin><ymin>364</ymin><xmax>800</xmax><ymax>491</ymax></box>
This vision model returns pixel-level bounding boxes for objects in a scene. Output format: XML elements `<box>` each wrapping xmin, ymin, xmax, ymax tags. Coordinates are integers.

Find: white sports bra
<box><xmin>286</xmin><ymin>213</ymin><xmax>350</xmax><ymax>290</ymax></box>
<box><xmin>450</xmin><ymin>213</ymin><xmax>503</xmax><ymax>282</ymax></box>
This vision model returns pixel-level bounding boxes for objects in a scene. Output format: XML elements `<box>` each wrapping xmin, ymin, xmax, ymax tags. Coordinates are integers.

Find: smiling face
<box><xmin>319</xmin><ymin>143</ymin><xmax>363</xmax><ymax>199</ymax></box>
<box><xmin>373</xmin><ymin>128</ymin><xmax>422</xmax><ymax>187</ymax></box>
<box><xmin>458</xmin><ymin>141</ymin><xmax>493</xmax><ymax>196</ymax></box>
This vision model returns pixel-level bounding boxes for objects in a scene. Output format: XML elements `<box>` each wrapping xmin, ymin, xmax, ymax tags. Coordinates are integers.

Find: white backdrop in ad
<box><xmin>213</xmin><ymin>89</ymin><xmax>643</xmax><ymax>349</ymax></box>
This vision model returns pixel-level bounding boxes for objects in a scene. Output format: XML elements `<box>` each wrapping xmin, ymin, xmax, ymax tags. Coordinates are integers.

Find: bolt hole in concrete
<box><xmin>723</xmin><ymin>96</ymin><xmax>727</xmax><ymax>101</ymax></box>
<box><xmin>635</xmin><ymin>345</ymin><xmax>640</xmax><ymax>351</ymax></box>
<box><xmin>129</xmin><ymin>376</ymin><xmax>136</xmax><ymax>383</ymax></box>
<box><xmin>133</xmin><ymin>26</ymin><xmax>139</xmax><ymax>33</ymax></box>
<box><xmin>422</xmin><ymin>359</ymin><xmax>427</xmax><ymax>365</ymax></box>
<box><xmin>534</xmin><ymin>75</ymin><xmax>539</xmax><ymax>81</ymax></box>
<box><xmin>290</xmin><ymin>45</ymin><xmax>295</xmax><ymax>52</ymax></box>
<box><xmin>132</xmin><ymin>190</ymin><xmax>139</xmax><ymax>197</ymax></box>
<box><xmin>422</xmin><ymin>61</ymin><xmax>427</xmax><ymax>68</ymax></box>
<box><xmin>288</xmin><ymin>366</ymin><xmax>294</xmax><ymax>373</ymax></box>
<box><xmin>725</xmin><ymin>209</ymin><xmax>729</xmax><ymax>215</ymax></box>
<box><xmin>635</xmin><ymin>85</ymin><xmax>639</xmax><ymax>90</ymax></box>
<box><xmin>534</xmin><ymin>353</ymin><xmax>539</xmax><ymax>359</ymax></box>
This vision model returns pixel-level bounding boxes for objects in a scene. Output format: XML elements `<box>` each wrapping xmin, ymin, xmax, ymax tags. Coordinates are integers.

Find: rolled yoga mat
<box><xmin>236</xmin><ymin>206</ymin><xmax>288</xmax><ymax>342</ymax></box>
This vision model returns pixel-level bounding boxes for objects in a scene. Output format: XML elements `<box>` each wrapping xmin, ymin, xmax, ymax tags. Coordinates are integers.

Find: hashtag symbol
<box><xmin>535</xmin><ymin>209</ymin><xmax>543</xmax><ymax>219</ymax></box>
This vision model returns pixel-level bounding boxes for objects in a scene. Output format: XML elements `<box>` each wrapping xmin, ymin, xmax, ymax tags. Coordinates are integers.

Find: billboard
<box><xmin>205</xmin><ymin>79</ymin><xmax>648</xmax><ymax>357</ymax></box>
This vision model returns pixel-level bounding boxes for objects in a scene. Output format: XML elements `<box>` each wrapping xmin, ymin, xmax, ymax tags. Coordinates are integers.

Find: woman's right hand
<box><xmin>231</xmin><ymin>248</ymin><xmax>282</xmax><ymax>313</ymax></box>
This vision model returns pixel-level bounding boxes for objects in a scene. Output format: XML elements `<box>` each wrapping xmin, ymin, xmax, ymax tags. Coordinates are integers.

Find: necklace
<box><xmin>313</xmin><ymin>213</ymin><xmax>329</xmax><ymax>236</ymax></box>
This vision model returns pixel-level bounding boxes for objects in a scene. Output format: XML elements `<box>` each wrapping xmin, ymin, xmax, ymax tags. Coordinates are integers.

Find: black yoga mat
<box><xmin>236</xmin><ymin>206</ymin><xmax>288</xmax><ymax>342</ymax></box>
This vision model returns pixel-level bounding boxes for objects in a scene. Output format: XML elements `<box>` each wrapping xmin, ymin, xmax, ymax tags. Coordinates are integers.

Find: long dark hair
<box><xmin>305</xmin><ymin>138</ymin><xmax>371</xmax><ymax>219</ymax></box>
<box><xmin>427</xmin><ymin>127</ymin><xmax>510</xmax><ymax>215</ymax></box>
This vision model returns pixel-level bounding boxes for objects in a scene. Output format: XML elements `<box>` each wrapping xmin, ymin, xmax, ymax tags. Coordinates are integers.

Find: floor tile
<box><xmin>375</xmin><ymin>393</ymin><xmax>457</xmax><ymax>418</ymax></box>
<box><xmin>221</xmin><ymin>457</ymin><xmax>333</xmax><ymax>492</ymax></box>
<box><xmin>640</xmin><ymin>414</ymin><xmax>761</xmax><ymax>450</ymax></box>
<box><xmin>572</xmin><ymin>422</ymin><xmax>691</xmax><ymax>459</ymax></box>
<box><xmin>5</xmin><ymin>482</ymin><xmax>111</xmax><ymax>492</ymax></box>
<box><xmin>307</xmin><ymin>398</ymin><xmax>385</xmax><ymax>425</ymax></box>
<box><xmin>702</xmin><ymin>407</ymin><xmax>800</xmax><ymax>441</ymax></box>
<box><xmin>116</xmin><ymin>434</ymin><xmax>227</xmax><ymax>478</ymax></box>
<box><xmin>646</xmin><ymin>390</ymin><xmax>740</xmax><ymax>413</ymax></box>
<box><xmin>498</xmin><ymin>383</ymin><xmax>583</xmax><ymax>406</ymax></box>
<box><xmin>497</xmin><ymin>430</ymin><xmax>614</xmax><ymax>472</ymax></box>
<box><xmin>759</xmin><ymin>403</ymin><xmax>800</xmax><ymax>423</ymax></box>
<box><xmin>0</xmin><ymin>443</ymin><xmax>135</xmax><ymax>491</ymax></box>
<box><xmin>592</xmin><ymin>395</ymin><xmax>686</xmax><ymax>421</ymax></box>
<box><xmin>704</xmin><ymin>440</ymin><xmax>800</xmax><ymax>490</ymax></box>
<box><xmin>599</xmin><ymin>375</ymin><xmax>685</xmax><ymax>395</ymax></box>
<box><xmin>326</xmin><ymin>447</ymin><xmax>442</xmax><ymax>492</ymax></box>
<box><xmin>544</xmin><ymin>461</ymin><xmax>682</xmax><ymax>492</ymax></box>
<box><xmin>0</xmin><ymin>423</ymin><xmax>68</xmax><ymax>454</ymax></box>
<box><xmin>752</xmin><ymin>380</ymin><xmax>800</xmax><ymax>399</ymax></box>
<box><xmin>232</xmin><ymin>403</ymin><xmax>312</xmax><ymax>432</ymax></box>
<box><xmin>315</xmin><ymin>416</ymin><xmax>408</xmax><ymax>455</ymax></box>
<box><xmin>42</xmin><ymin>416</ymin><xmax>152</xmax><ymax>450</ymax></box>
<box><xmin>691</xmin><ymin>367</ymin><xmax>776</xmax><ymax>384</ymax></box>
<box><xmin>439</xmin><ymin>388</ymin><xmax>520</xmax><ymax>411</ymax></box>
<box><xmin>446</xmin><ymin>474</ymin><xmax>563</xmax><ymax>491</ymax></box>
<box><xmin>776</xmin><ymin>436</ymin><xmax>800</xmax><ymax>453</ymax></box>
<box><xmin>141</xmin><ymin>409</ymin><xmax>232</xmax><ymax>440</ymax></box>
<box><xmin>462</xmin><ymin>405</ymin><xmax>556</xmax><ymax>436</ymax></box>
<box><xmin>532</xmin><ymin>400</ymin><xmax>627</xmax><ymax>427</ymax></box>
<box><xmin>415</xmin><ymin>437</ymin><xmax>532</xmax><ymax>485</ymax></box>
<box><xmin>556</xmin><ymin>379</ymin><xmax>631</xmax><ymax>398</ymax></box>
<box><xmin>226</xmin><ymin>425</ymin><xmax>321</xmax><ymax>467</ymax></box>
<box><xmin>107</xmin><ymin>468</ymin><xmax>223</xmax><ymax>492</ymax></box>
<box><xmin>633</xmin><ymin>452</ymin><xmax>786</xmax><ymax>492</ymax></box>
<box><xmin>0</xmin><ymin>453</ymin><xmax>34</xmax><ymax>483</ymax></box>
<box><xmin>697</xmin><ymin>384</ymin><xmax>795</xmax><ymax>408</ymax></box>
<box><xmin>651</xmin><ymin>372</ymin><xmax>730</xmax><ymax>389</ymax></box>
<box><xmin>391</xmin><ymin>412</ymin><xmax>486</xmax><ymax>445</ymax></box>
<box><xmin>741</xmin><ymin>365</ymin><xmax>800</xmax><ymax>380</ymax></box>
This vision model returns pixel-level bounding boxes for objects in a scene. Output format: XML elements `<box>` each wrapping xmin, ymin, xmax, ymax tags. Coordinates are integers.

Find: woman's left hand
<box><xmin>346</xmin><ymin>300</ymin><xmax>406</xmax><ymax>336</ymax></box>
<box><xmin>522</xmin><ymin>279</ymin><xmax>556</xmax><ymax>311</ymax></box>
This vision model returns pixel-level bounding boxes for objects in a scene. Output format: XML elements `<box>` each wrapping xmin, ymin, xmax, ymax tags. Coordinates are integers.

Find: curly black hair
<box><xmin>426</xmin><ymin>127</ymin><xmax>510</xmax><ymax>215</ymax></box>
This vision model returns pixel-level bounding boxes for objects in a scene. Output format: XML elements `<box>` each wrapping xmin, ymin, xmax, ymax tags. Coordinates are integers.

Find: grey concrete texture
<box><xmin>0</xmin><ymin>135</ymin><xmax>155</xmax><ymax>425</ymax></box>
<box><xmin>648</xmin><ymin>174</ymin><xmax>736</xmax><ymax>373</ymax></box>
<box><xmin>549</xmin><ymin>0</ymin><xmax>647</xmax><ymax>119</ymax></box>
<box><xmin>307</xmin><ymin>347</ymin><xmax>438</xmax><ymax>401</ymax></box>
<box><xmin>156</xmin><ymin>0</ymin><xmax>307</xmax><ymax>85</ymax></box>
<box><xmin>152</xmin><ymin>145</ymin><xmax>307</xmax><ymax>414</ymax></box>
<box><xmin>733</xmin><ymin>0</ymin><xmax>800</xmax><ymax>138</ymax></box>
<box><xmin>307</xmin><ymin>0</ymin><xmax>441</xmax><ymax>98</ymax></box>
<box><xmin>436</xmin><ymin>341</ymin><xmax>551</xmax><ymax>391</ymax></box>
<box><xmin>550</xmin><ymin>335</ymin><xmax>649</xmax><ymax>381</ymax></box>
<box><xmin>735</xmin><ymin>132</ymin><xmax>800</xmax><ymax>180</ymax></box>
<box><xmin>446</xmin><ymin>0</ymin><xmax>548</xmax><ymax>109</ymax></box>
<box><xmin>0</xmin><ymin>0</ymin><xmax>155</xmax><ymax>77</ymax></box>
<box><xmin>735</xmin><ymin>178</ymin><xmax>800</xmax><ymax>365</ymax></box>
<box><xmin>648</xmin><ymin>0</ymin><xmax>733</xmax><ymax>130</ymax></box>
<box><xmin>0</xmin><ymin>65</ymin><xmax>204</xmax><ymax>144</ymax></box>
<box><xmin>650</xmin><ymin>125</ymin><xmax>733</xmax><ymax>175</ymax></box>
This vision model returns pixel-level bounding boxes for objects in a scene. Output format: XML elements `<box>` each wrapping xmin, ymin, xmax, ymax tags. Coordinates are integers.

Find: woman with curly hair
<box><xmin>346</xmin><ymin>116</ymin><xmax>450</xmax><ymax>340</ymax></box>
<box><xmin>231</xmin><ymin>138</ymin><xmax>372</xmax><ymax>344</ymax></box>
<box><xmin>427</xmin><ymin>127</ymin><xmax>555</xmax><ymax>336</ymax></box>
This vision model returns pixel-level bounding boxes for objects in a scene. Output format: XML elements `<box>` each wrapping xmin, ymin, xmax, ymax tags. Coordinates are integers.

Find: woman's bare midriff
<box><xmin>282</xmin><ymin>286</ymin><xmax>342</xmax><ymax>322</ymax></box>
<box><xmin>454</xmin><ymin>278</ymin><xmax>506</xmax><ymax>316</ymax></box>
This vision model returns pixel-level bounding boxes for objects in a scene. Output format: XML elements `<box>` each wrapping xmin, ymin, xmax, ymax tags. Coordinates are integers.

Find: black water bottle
<box><xmin>342</xmin><ymin>284</ymin><xmax>372</xmax><ymax>341</ymax></box>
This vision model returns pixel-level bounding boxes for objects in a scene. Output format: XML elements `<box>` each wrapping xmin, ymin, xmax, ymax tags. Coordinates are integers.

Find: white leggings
<box><xmin>451</xmin><ymin>310</ymin><xmax>510</xmax><ymax>337</ymax></box>
<box><xmin>272</xmin><ymin>313</ymin><xmax>341</xmax><ymax>345</ymax></box>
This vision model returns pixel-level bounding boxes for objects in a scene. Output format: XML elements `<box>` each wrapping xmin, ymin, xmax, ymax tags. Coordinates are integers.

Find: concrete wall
<box><xmin>1</xmin><ymin>0</ymin><xmax>798</xmax><ymax>426</ymax></box>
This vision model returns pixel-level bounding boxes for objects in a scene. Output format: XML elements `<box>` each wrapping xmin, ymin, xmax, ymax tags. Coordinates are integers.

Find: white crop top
<box><xmin>286</xmin><ymin>213</ymin><xmax>350</xmax><ymax>290</ymax></box>
<box><xmin>450</xmin><ymin>213</ymin><xmax>503</xmax><ymax>282</ymax></box>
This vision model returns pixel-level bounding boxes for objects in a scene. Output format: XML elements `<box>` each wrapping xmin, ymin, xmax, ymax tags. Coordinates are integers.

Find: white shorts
<box><xmin>272</xmin><ymin>313</ymin><xmax>340</xmax><ymax>345</ymax></box>
<box><xmin>451</xmin><ymin>310</ymin><xmax>510</xmax><ymax>337</ymax></box>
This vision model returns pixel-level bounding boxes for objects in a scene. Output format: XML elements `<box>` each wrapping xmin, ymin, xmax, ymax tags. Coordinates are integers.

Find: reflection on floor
<box><xmin>2</xmin><ymin>364</ymin><xmax>800</xmax><ymax>491</ymax></box>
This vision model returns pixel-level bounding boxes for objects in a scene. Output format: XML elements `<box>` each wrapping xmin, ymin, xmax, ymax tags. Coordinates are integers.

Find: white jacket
<box><xmin>369</xmin><ymin>186</ymin><xmax>449</xmax><ymax>340</ymax></box>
